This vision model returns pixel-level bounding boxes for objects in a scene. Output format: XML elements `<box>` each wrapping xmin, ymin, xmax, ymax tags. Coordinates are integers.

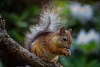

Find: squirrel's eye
<box><xmin>63</xmin><ymin>37</ymin><xmax>67</xmax><ymax>41</ymax></box>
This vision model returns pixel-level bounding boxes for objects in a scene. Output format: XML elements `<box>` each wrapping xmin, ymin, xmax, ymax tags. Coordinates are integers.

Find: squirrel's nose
<box><xmin>67</xmin><ymin>47</ymin><xmax>70</xmax><ymax>49</ymax></box>
<box><xmin>67</xmin><ymin>45</ymin><xmax>71</xmax><ymax>49</ymax></box>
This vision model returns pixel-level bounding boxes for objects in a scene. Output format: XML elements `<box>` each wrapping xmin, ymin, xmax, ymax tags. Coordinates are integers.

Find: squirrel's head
<box><xmin>52</xmin><ymin>27</ymin><xmax>72</xmax><ymax>49</ymax></box>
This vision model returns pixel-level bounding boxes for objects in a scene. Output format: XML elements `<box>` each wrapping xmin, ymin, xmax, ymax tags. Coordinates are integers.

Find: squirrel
<box><xmin>24</xmin><ymin>5</ymin><xmax>72</xmax><ymax>63</ymax></box>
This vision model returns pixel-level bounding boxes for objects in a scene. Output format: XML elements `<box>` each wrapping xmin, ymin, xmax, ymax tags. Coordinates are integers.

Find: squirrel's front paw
<box><xmin>63</xmin><ymin>49</ymin><xmax>71</xmax><ymax>56</ymax></box>
<box><xmin>67</xmin><ymin>49</ymin><xmax>71</xmax><ymax>56</ymax></box>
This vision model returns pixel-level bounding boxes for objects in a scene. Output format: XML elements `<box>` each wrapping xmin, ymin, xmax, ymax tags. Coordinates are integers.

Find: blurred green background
<box><xmin>0</xmin><ymin>0</ymin><xmax>100</xmax><ymax>67</ymax></box>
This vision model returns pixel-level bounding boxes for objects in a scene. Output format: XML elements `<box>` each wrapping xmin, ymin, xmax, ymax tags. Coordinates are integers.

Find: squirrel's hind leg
<box><xmin>31</xmin><ymin>41</ymin><xmax>43</xmax><ymax>57</ymax></box>
<box><xmin>50</xmin><ymin>56</ymin><xmax>58</xmax><ymax>63</ymax></box>
<box><xmin>50</xmin><ymin>56</ymin><xmax>63</xmax><ymax>67</ymax></box>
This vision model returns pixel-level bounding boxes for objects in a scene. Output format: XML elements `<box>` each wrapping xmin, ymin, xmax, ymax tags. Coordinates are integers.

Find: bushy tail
<box><xmin>24</xmin><ymin>5</ymin><xmax>60</xmax><ymax>51</ymax></box>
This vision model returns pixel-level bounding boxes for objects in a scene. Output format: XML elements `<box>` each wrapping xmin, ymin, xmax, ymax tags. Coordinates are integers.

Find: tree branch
<box><xmin>0</xmin><ymin>16</ymin><xmax>60</xmax><ymax>67</ymax></box>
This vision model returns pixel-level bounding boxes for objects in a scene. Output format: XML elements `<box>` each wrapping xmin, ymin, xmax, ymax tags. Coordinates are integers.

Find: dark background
<box><xmin>0</xmin><ymin>0</ymin><xmax>100</xmax><ymax>67</ymax></box>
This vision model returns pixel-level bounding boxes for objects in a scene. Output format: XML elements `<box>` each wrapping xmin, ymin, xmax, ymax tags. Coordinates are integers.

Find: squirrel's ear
<box><xmin>68</xmin><ymin>29</ymin><xmax>72</xmax><ymax>33</ymax></box>
<box><xmin>60</xmin><ymin>27</ymin><xmax>65</xmax><ymax>34</ymax></box>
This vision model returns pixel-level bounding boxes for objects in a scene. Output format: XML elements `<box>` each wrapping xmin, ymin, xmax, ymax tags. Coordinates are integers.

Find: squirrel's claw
<box><xmin>64</xmin><ymin>49</ymin><xmax>71</xmax><ymax>56</ymax></box>
<box><xmin>67</xmin><ymin>50</ymin><xmax>71</xmax><ymax>56</ymax></box>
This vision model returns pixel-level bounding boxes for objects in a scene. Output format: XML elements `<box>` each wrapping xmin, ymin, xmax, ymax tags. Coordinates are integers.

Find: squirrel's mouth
<box><xmin>60</xmin><ymin>45</ymin><xmax>70</xmax><ymax>49</ymax></box>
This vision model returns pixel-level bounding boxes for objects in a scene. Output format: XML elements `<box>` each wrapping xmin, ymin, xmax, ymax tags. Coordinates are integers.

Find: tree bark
<box><xmin>0</xmin><ymin>16</ymin><xmax>60</xmax><ymax>67</ymax></box>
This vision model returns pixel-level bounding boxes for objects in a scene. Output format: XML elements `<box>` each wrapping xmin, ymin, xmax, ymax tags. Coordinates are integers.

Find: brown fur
<box><xmin>31</xmin><ymin>27</ymin><xmax>72</xmax><ymax>62</ymax></box>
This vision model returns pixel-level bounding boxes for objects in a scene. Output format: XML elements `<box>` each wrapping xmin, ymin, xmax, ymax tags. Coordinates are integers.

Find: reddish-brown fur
<box><xmin>31</xmin><ymin>27</ymin><xmax>72</xmax><ymax>62</ymax></box>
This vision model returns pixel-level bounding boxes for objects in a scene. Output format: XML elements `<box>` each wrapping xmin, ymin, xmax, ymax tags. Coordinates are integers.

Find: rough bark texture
<box><xmin>0</xmin><ymin>16</ymin><xmax>60</xmax><ymax>67</ymax></box>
